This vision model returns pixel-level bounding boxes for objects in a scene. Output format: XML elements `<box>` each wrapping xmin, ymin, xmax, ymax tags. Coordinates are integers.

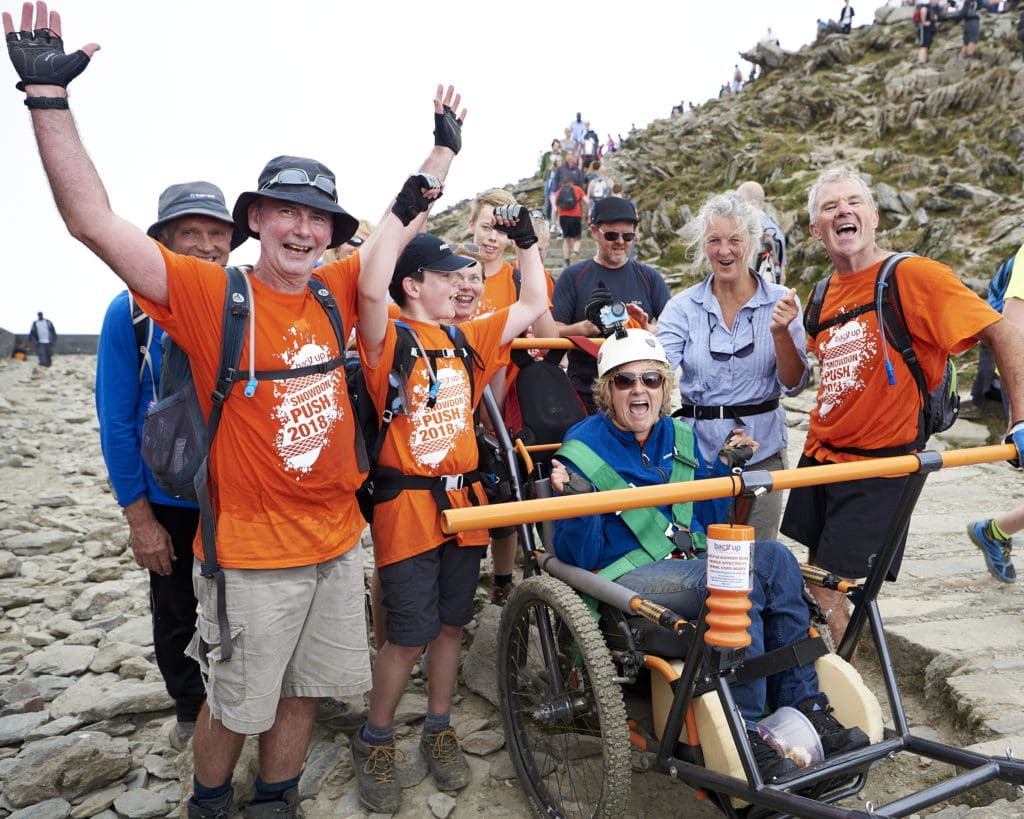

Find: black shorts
<box><xmin>963</xmin><ymin>17</ymin><xmax>980</xmax><ymax>44</ymax></box>
<box><xmin>378</xmin><ymin>540</ymin><xmax>486</xmax><ymax>647</ymax></box>
<box><xmin>780</xmin><ymin>454</ymin><xmax>909</xmax><ymax>580</ymax></box>
<box><xmin>559</xmin><ymin>215</ymin><xmax>582</xmax><ymax>239</ymax></box>
<box><xmin>918</xmin><ymin>24</ymin><xmax>935</xmax><ymax>48</ymax></box>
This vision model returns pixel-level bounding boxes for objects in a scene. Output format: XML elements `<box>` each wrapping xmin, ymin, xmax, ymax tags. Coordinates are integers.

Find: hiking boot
<box><xmin>967</xmin><ymin>520</ymin><xmax>1017</xmax><ymax>583</ymax></box>
<box><xmin>186</xmin><ymin>789</ymin><xmax>233</xmax><ymax>819</ymax></box>
<box><xmin>747</xmin><ymin>730</ymin><xmax>798</xmax><ymax>781</ymax></box>
<box><xmin>420</xmin><ymin>727</ymin><xmax>472</xmax><ymax>791</ymax></box>
<box><xmin>796</xmin><ymin>695</ymin><xmax>870</xmax><ymax>757</ymax></box>
<box><xmin>350</xmin><ymin>731</ymin><xmax>402</xmax><ymax>814</ymax></box>
<box><xmin>244</xmin><ymin>787</ymin><xmax>303</xmax><ymax>818</ymax></box>
<box><xmin>316</xmin><ymin>697</ymin><xmax>368</xmax><ymax>733</ymax></box>
<box><xmin>490</xmin><ymin>580</ymin><xmax>514</xmax><ymax>607</ymax></box>
<box><xmin>169</xmin><ymin>720</ymin><xmax>195</xmax><ymax>751</ymax></box>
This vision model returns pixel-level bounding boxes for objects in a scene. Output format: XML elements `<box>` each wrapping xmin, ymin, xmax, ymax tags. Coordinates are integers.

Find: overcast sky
<box><xmin>0</xmin><ymin>0</ymin><xmax>847</xmax><ymax>333</ymax></box>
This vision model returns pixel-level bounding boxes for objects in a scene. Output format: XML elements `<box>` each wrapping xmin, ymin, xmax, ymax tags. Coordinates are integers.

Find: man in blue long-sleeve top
<box><xmin>95</xmin><ymin>181</ymin><xmax>240</xmax><ymax>750</ymax></box>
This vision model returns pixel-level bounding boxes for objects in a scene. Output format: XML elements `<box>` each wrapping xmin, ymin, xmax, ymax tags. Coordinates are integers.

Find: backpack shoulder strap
<box><xmin>128</xmin><ymin>291</ymin><xmax>155</xmax><ymax>391</ymax></box>
<box><xmin>803</xmin><ymin>275</ymin><xmax>833</xmax><ymax>339</ymax></box>
<box><xmin>875</xmin><ymin>252</ymin><xmax>926</xmax><ymax>392</ymax></box>
<box><xmin>207</xmin><ymin>265</ymin><xmax>251</xmax><ymax>441</ymax></box>
<box><xmin>308</xmin><ymin>276</ymin><xmax>367</xmax><ymax>472</ymax></box>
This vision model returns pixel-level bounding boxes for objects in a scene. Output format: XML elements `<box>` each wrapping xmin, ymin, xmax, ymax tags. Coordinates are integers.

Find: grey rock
<box><xmin>68</xmin><ymin>784</ymin><xmax>127</xmax><ymax>819</ymax></box>
<box><xmin>31</xmin><ymin>495</ymin><xmax>76</xmax><ymax>509</ymax></box>
<box><xmin>461</xmin><ymin>729</ymin><xmax>504</xmax><ymax>757</ymax></box>
<box><xmin>428</xmin><ymin>791</ymin><xmax>457</xmax><ymax>818</ymax></box>
<box><xmin>0</xmin><ymin>710</ymin><xmax>50</xmax><ymax>746</ymax></box>
<box><xmin>49</xmin><ymin>674</ymin><xmax>120</xmax><ymax>719</ymax></box>
<box><xmin>143</xmin><ymin>753</ymin><xmax>178</xmax><ymax>781</ymax></box>
<box><xmin>80</xmin><ymin>681</ymin><xmax>173</xmax><ymax>721</ymax></box>
<box><xmin>70</xmin><ymin>580</ymin><xmax>135</xmax><ymax>620</ymax></box>
<box><xmin>7</xmin><ymin>798</ymin><xmax>72</xmax><ymax>819</ymax></box>
<box><xmin>26</xmin><ymin>714</ymin><xmax>85</xmax><ymax>740</ymax></box>
<box><xmin>395</xmin><ymin>738</ymin><xmax>429</xmax><ymax>789</ymax></box>
<box><xmin>111</xmin><ymin>788</ymin><xmax>169</xmax><ymax>819</ymax></box>
<box><xmin>3</xmin><ymin>732</ymin><xmax>132</xmax><ymax>807</ymax></box>
<box><xmin>2</xmin><ymin>530</ymin><xmax>77</xmax><ymax>555</ymax></box>
<box><xmin>107</xmin><ymin>616</ymin><xmax>154</xmax><ymax>646</ymax></box>
<box><xmin>462</xmin><ymin>605</ymin><xmax>500</xmax><ymax>707</ymax></box>
<box><xmin>63</xmin><ymin>628</ymin><xmax>105</xmax><ymax>646</ymax></box>
<box><xmin>0</xmin><ymin>550</ymin><xmax>20</xmax><ymax>577</ymax></box>
<box><xmin>297</xmin><ymin>740</ymin><xmax>345</xmax><ymax>799</ymax></box>
<box><xmin>25</xmin><ymin>644</ymin><xmax>96</xmax><ymax>677</ymax></box>
<box><xmin>89</xmin><ymin>641</ymin><xmax>149</xmax><ymax>674</ymax></box>
<box><xmin>0</xmin><ymin>579</ymin><xmax>46</xmax><ymax>608</ymax></box>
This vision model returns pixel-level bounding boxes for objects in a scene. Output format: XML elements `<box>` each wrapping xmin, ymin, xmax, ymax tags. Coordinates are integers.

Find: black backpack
<box><xmin>346</xmin><ymin>320</ymin><xmax>484</xmax><ymax>522</ymax></box>
<box><xmin>556</xmin><ymin>184</ymin><xmax>578</xmax><ymax>210</ymax></box>
<box><xmin>803</xmin><ymin>252</ymin><xmax>959</xmax><ymax>457</ymax></box>
<box><xmin>756</xmin><ymin>230</ymin><xmax>784</xmax><ymax>285</ymax></box>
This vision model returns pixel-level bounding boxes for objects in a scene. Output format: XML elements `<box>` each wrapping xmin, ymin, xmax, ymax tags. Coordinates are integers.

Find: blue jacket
<box><xmin>95</xmin><ymin>290</ymin><xmax>196</xmax><ymax>510</ymax></box>
<box><xmin>553</xmin><ymin>412</ymin><xmax>733</xmax><ymax>571</ymax></box>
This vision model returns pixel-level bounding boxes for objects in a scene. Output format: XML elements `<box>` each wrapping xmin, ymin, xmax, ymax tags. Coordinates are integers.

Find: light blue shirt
<box><xmin>656</xmin><ymin>273</ymin><xmax>808</xmax><ymax>466</ymax></box>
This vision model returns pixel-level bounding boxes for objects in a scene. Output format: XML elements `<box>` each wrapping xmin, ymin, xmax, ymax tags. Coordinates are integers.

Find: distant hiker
<box><xmin>737</xmin><ymin>180</ymin><xmax>788</xmax><ymax>285</ymax></box>
<box><xmin>731</xmin><ymin>64</ymin><xmax>743</xmax><ymax>92</ymax></box>
<box><xmin>915</xmin><ymin>0</ymin><xmax>937</xmax><ymax>66</ymax></box>
<box><xmin>960</xmin><ymin>0</ymin><xmax>981</xmax><ymax>58</ymax></box>
<box><xmin>28</xmin><ymin>311</ymin><xmax>56</xmax><ymax>366</ymax></box>
<box><xmin>840</xmin><ymin>0</ymin><xmax>855</xmax><ymax>32</ymax></box>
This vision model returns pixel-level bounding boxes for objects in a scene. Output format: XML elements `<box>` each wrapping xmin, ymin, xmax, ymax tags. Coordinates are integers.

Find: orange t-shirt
<box><xmin>134</xmin><ymin>244</ymin><xmax>366</xmax><ymax>568</ymax></box>
<box><xmin>357</xmin><ymin>312</ymin><xmax>511</xmax><ymax>567</ymax></box>
<box><xmin>469</xmin><ymin>261</ymin><xmax>554</xmax><ymax>321</ymax></box>
<box><xmin>805</xmin><ymin>255</ymin><xmax>999</xmax><ymax>463</ymax></box>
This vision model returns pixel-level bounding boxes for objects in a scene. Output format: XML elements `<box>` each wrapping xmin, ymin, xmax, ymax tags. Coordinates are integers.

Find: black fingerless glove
<box><xmin>434</xmin><ymin>105</ymin><xmax>463</xmax><ymax>154</ymax></box>
<box><xmin>391</xmin><ymin>173</ymin><xmax>441</xmax><ymax>227</ymax></box>
<box><xmin>584</xmin><ymin>281</ymin><xmax>613</xmax><ymax>331</ymax></box>
<box><xmin>719</xmin><ymin>433</ymin><xmax>754</xmax><ymax>470</ymax></box>
<box><xmin>491</xmin><ymin>204</ymin><xmax>538</xmax><ymax>249</ymax></box>
<box><xmin>7</xmin><ymin>26</ymin><xmax>90</xmax><ymax>91</ymax></box>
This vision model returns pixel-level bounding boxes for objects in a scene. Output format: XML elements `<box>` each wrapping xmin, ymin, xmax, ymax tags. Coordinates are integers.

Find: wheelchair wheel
<box><xmin>497</xmin><ymin>574</ymin><xmax>630</xmax><ymax>818</ymax></box>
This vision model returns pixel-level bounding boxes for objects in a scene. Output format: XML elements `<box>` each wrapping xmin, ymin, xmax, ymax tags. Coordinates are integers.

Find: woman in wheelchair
<box><xmin>549</xmin><ymin>329</ymin><xmax>869</xmax><ymax>781</ymax></box>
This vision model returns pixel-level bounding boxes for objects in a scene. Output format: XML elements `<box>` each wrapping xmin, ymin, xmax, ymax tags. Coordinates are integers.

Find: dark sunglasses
<box><xmin>708</xmin><ymin>314</ymin><xmax>755</xmax><ymax>361</ymax></box>
<box><xmin>597</xmin><ymin>227</ymin><xmax>636</xmax><ymax>243</ymax></box>
<box><xmin>260</xmin><ymin>168</ymin><xmax>338</xmax><ymax>202</ymax></box>
<box><xmin>346</xmin><ymin>235</ymin><xmax>365</xmax><ymax>248</ymax></box>
<box><xmin>611</xmin><ymin>370</ymin><xmax>665</xmax><ymax>390</ymax></box>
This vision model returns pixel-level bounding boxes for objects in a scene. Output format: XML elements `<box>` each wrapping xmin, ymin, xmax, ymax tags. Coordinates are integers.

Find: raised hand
<box><xmin>492</xmin><ymin>203</ymin><xmax>538</xmax><ymax>249</ymax></box>
<box><xmin>4</xmin><ymin>2</ymin><xmax>99</xmax><ymax>91</ymax></box>
<box><xmin>433</xmin><ymin>83</ymin><xmax>467</xmax><ymax>154</ymax></box>
<box><xmin>770</xmin><ymin>288</ymin><xmax>799</xmax><ymax>334</ymax></box>
<box><xmin>391</xmin><ymin>172</ymin><xmax>442</xmax><ymax>227</ymax></box>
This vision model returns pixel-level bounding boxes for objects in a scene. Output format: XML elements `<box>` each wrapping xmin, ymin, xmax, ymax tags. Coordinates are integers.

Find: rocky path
<box><xmin>0</xmin><ymin>355</ymin><xmax>1022</xmax><ymax>818</ymax></box>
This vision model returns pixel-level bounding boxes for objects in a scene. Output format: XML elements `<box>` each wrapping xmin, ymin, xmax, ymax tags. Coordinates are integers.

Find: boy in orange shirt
<box><xmin>353</xmin><ymin>210</ymin><xmax>548</xmax><ymax>813</ymax></box>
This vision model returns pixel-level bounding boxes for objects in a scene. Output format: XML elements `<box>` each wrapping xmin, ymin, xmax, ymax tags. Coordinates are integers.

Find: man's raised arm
<box><xmin>357</xmin><ymin>84</ymin><xmax>467</xmax><ymax>365</ymax></box>
<box><xmin>5</xmin><ymin>2</ymin><xmax>167</xmax><ymax>304</ymax></box>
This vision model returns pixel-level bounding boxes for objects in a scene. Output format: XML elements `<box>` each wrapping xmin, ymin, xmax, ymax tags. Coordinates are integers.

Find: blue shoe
<box><xmin>967</xmin><ymin>520</ymin><xmax>1017</xmax><ymax>583</ymax></box>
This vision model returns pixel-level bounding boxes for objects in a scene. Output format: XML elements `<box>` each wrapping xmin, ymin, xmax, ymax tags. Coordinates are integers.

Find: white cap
<box><xmin>596</xmin><ymin>329</ymin><xmax>669</xmax><ymax>377</ymax></box>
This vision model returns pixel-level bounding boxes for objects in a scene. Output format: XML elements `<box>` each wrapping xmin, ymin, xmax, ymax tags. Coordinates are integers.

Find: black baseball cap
<box><xmin>591</xmin><ymin>197</ymin><xmax>639</xmax><ymax>225</ymax></box>
<box><xmin>232</xmin><ymin>155</ymin><xmax>358</xmax><ymax>249</ymax></box>
<box><xmin>392</xmin><ymin>233</ymin><xmax>476</xmax><ymax>288</ymax></box>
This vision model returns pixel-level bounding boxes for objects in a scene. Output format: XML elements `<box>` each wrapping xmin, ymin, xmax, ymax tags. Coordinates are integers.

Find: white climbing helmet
<box><xmin>596</xmin><ymin>329</ymin><xmax>669</xmax><ymax>377</ymax></box>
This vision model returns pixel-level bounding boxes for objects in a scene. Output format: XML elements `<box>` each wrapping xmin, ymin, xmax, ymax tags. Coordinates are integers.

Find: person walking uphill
<box><xmin>95</xmin><ymin>180</ymin><xmax>242</xmax><ymax>752</ymax></box>
<box><xmin>28</xmin><ymin>310</ymin><xmax>56</xmax><ymax>365</ymax></box>
<box><xmin>3</xmin><ymin>4</ymin><xmax>466</xmax><ymax>815</ymax></box>
<box><xmin>780</xmin><ymin>166</ymin><xmax>1024</xmax><ymax>651</ymax></box>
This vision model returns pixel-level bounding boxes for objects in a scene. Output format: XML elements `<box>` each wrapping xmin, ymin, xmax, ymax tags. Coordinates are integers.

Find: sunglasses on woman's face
<box><xmin>611</xmin><ymin>370</ymin><xmax>665</xmax><ymax>390</ymax></box>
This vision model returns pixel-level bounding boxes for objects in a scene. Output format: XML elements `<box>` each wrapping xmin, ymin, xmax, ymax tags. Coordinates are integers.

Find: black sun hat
<box><xmin>231</xmin><ymin>155</ymin><xmax>358</xmax><ymax>249</ymax></box>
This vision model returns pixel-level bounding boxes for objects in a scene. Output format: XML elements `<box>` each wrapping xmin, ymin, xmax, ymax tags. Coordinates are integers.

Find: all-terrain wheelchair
<box><xmin>444</xmin><ymin>385</ymin><xmax>1024</xmax><ymax>819</ymax></box>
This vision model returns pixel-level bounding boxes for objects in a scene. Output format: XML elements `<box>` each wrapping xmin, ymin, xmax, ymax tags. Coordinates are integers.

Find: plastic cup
<box><xmin>756</xmin><ymin>706</ymin><xmax>824</xmax><ymax>768</ymax></box>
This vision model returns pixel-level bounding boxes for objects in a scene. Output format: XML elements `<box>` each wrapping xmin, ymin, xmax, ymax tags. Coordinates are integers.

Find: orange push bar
<box><xmin>441</xmin><ymin>444</ymin><xmax>1016</xmax><ymax>534</ymax></box>
<box><xmin>510</xmin><ymin>337</ymin><xmax>604</xmax><ymax>350</ymax></box>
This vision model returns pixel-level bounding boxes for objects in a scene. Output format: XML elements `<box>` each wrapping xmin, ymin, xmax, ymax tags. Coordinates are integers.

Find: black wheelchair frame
<box><xmin>474</xmin><ymin>390</ymin><xmax>1024</xmax><ymax>819</ymax></box>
